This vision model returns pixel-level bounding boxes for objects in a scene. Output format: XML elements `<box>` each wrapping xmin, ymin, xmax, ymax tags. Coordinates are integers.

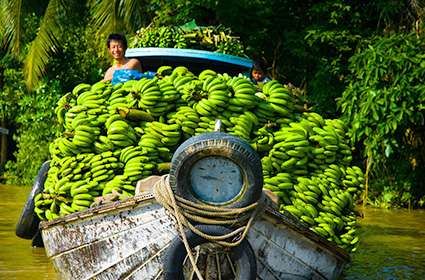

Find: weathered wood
<box><xmin>41</xmin><ymin>193</ymin><xmax>350</xmax><ymax>280</ymax></box>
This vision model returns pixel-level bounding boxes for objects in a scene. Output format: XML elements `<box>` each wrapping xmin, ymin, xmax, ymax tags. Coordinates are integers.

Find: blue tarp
<box><xmin>111</xmin><ymin>69</ymin><xmax>156</xmax><ymax>85</ymax></box>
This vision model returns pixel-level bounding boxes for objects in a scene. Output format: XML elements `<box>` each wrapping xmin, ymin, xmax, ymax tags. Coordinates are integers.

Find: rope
<box><xmin>153</xmin><ymin>174</ymin><xmax>264</xmax><ymax>280</ymax></box>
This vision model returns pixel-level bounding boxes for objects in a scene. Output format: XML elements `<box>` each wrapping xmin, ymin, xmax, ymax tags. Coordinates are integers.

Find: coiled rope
<box><xmin>153</xmin><ymin>174</ymin><xmax>264</xmax><ymax>280</ymax></box>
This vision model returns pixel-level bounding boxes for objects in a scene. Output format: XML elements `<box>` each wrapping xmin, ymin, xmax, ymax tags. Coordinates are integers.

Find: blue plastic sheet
<box><xmin>111</xmin><ymin>69</ymin><xmax>156</xmax><ymax>85</ymax></box>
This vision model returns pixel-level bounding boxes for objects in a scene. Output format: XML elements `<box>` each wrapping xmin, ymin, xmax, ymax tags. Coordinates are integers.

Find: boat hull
<box><xmin>41</xmin><ymin>194</ymin><xmax>349</xmax><ymax>280</ymax></box>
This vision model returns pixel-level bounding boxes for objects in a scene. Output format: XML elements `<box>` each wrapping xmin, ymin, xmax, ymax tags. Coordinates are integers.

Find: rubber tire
<box><xmin>163</xmin><ymin>224</ymin><xmax>257</xmax><ymax>280</ymax></box>
<box><xmin>31</xmin><ymin>229</ymin><xmax>44</xmax><ymax>247</ymax></box>
<box><xmin>15</xmin><ymin>160</ymin><xmax>50</xmax><ymax>239</ymax></box>
<box><xmin>169</xmin><ymin>132</ymin><xmax>262</xmax><ymax>208</ymax></box>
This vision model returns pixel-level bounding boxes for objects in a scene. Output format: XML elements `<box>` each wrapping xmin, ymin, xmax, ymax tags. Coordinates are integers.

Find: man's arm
<box><xmin>127</xmin><ymin>58</ymin><xmax>142</xmax><ymax>72</ymax></box>
<box><xmin>103</xmin><ymin>67</ymin><xmax>114</xmax><ymax>81</ymax></box>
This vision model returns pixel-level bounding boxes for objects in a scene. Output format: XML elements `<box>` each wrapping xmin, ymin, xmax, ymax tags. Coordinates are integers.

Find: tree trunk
<box><xmin>0</xmin><ymin>119</ymin><xmax>7</xmax><ymax>166</ymax></box>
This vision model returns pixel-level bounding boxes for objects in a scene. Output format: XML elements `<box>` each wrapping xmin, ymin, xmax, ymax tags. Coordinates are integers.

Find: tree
<box><xmin>0</xmin><ymin>0</ymin><xmax>149</xmax><ymax>89</ymax></box>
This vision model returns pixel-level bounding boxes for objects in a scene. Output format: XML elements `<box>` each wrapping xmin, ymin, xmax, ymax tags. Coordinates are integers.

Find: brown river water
<box><xmin>1</xmin><ymin>184</ymin><xmax>425</xmax><ymax>279</ymax></box>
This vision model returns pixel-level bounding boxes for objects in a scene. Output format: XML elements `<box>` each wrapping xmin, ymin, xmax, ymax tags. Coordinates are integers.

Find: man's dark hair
<box><xmin>107</xmin><ymin>33</ymin><xmax>127</xmax><ymax>49</ymax></box>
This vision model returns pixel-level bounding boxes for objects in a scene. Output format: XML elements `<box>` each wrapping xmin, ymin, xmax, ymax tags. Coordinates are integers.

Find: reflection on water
<box><xmin>343</xmin><ymin>207</ymin><xmax>425</xmax><ymax>279</ymax></box>
<box><xmin>0</xmin><ymin>184</ymin><xmax>57</xmax><ymax>280</ymax></box>
<box><xmin>1</xmin><ymin>184</ymin><xmax>425</xmax><ymax>279</ymax></box>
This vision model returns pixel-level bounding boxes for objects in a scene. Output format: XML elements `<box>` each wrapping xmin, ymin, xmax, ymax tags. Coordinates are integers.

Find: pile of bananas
<box><xmin>130</xmin><ymin>25</ymin><xmax>245</xmax><ymax>56</ymax></box>
<box><xmin>37</xmin><ymin>66</ymin><xmax>364</xmax><ymax>253</ymax></box>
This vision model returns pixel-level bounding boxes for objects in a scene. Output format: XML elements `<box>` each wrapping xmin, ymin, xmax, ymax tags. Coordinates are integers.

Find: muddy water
<box><xmin>343</xmin><ymin>207</ymin><xmax>425</xmax><ymax>279</ymax></box>
<box><xmin>0</xmin><ymin>184</ymin><xmax>57</xmax><ymax>279</ymax></box>
<box><xmin>1</xmin><ymin>184</ymin><xmax>425</xmax><ymax>279</ymax></box>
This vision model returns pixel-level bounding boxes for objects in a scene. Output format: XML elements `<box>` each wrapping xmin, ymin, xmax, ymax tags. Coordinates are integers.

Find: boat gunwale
<box><xmin>39</xmin><ymin>191</ymin><xmax>350</xmax><ymax>263</ymax></box>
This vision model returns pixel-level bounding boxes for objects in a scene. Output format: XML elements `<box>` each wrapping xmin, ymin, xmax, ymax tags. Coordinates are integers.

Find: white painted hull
<box><xmin>40</xmin><ymin>193</ymin><xmax>349</xmax><ymax>280</ymax></box>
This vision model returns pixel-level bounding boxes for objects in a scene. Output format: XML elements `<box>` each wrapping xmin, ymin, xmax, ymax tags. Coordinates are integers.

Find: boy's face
<box><xmin>108</xmin><ymin>40</ymin><xmax>125</xmax><ymax>60</ymax></box>
<box><xmin>252</xmin><ymin>69</ymin><xmax>264</xmax><ymax>82</ymax></box>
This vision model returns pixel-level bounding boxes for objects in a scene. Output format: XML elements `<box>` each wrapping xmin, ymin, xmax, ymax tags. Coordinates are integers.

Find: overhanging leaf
<box><xmin>0</xmin><ymin>0</ymin><xmax>23</xmax><ymax>54</ymax></box>
<box><xmin>23</xmin><ymin>0</ymin><xmax>66</xmax><ymax>89</ymax></box>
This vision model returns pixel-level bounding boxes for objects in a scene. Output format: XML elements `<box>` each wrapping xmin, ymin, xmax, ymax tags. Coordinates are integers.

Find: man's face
<box><xmin>252</xmin><ymin>69</ymin><xmax>264</xmax><ymax>82</ymax></box>
<box><xmin>108</xmin><ymin>40</ymin><xmax>125</xmax><ymax>60</ymax></box>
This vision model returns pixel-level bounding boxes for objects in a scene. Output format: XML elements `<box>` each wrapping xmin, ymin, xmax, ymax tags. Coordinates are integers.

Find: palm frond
<box><xmin>24</xmin><ymin>0</ymin><xmax>66</xmax><ymax>89</ymax></box>
<box><xmin>117</xmin><ymin>0</ymin><xmax>145</xmax><ymax>31</ymax></box>
<box><xmin>90</xmin><ymin>0</ymin><xmax>122</xmax><ymax>37</ymax></box>
<box><xmin>409</xmin><ymin>0</ymin><xmax>425</xmax><ymax>17</ymax></box>
<box><xmin>0</xmin><ymin>0</ymin><xmax>23</xmax><ymax>55</ymax></box>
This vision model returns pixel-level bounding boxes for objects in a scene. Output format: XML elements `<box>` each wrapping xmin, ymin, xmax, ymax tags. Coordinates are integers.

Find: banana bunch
<box><xmin>180</xmin><ymin>79</ymin><xmax>204</xmax><ymax>107</ymax></box>
<box><xmin>34</xmin><ymin>192</ymin><xmax>64</xmax><ymax>221</ymax></box>
<box><xmin>308</xmin><ymin>119</ymin><xmax>352</xmax><ymax>168</ymax></box>
<box><xmin>94</xmin><ymin>135</ymin><xmax>115</xmax><ymax>153</ymax></box>
<box><xmin>51</xmin><ymin>137</ymin><xmax>79</xmax><ymax>157</ymax></box>
<box><xmin>254</xmin><ymin>101</ymin><xmax>276</xmax><ymax>125</ymax></box>
<box><xmin>251</xmin><ymin>125</ymin><xmax>275</xmax><ymax>153</ymax></box>
<box><xmin>144</xmin><ymin>121</ymin><xmax>181</xmax><ymax>147</ymax></box>
<box><xmin>268</xmin><ymin>164</ymin><xmax>364</xmax><ymax>252</ymax></box>
<box><xmin>63</xmin><ymin>82</ymin><xmax>110</xmax><ymax>130</ymax></box>
<box><xmin>173</xmin><ymin>32</ymin><xmax>187</xmax><ymax>49</ymax></box>
<box><xmin>72</xmin><ymin>124</ymin><xmax>101</xmax><ymax>151</ymax></box>
<box><xmin>130</xmin><ymin>25</ymin><xmax>245</xmax><ymax>56</ymax></box>
<box><xmin>76</xmin><ymin>81</ymin><xmax>111</xmax><ymax>108</ymax></box>
<box><xmin>158</xmin><ymin>79</ymin><xmax>179</xmax><ymax>104</ymax></box>
<box><xmin>168</xmin><ymin>106</ymin><xmax>200</xmax><ymax>139</ymax></box>
<box><xmin>193</xmin><ymin>76</ymin><xmax>230</xmax><ymax>116</ymax></box>
<box><xmin>131</xmin><ymin>78</ymin><xmax>160</xmax><ymax>108</ymax></box>
<box><xmin>341</xmin><ymin>166</ymin><xmax>365</xmax><ymax>196</ymax></box>
<box><xmin>227</xmin><ymin>76</ymin><xmax>258</xmax><ymax>110</ymax></box>
<box><xmin>194</xmin><ymin>116</ymin><xmax>216</xmax><ymax>135</ymax></box>
<box><xmin>55</xmin><ymin>92</ymin><xmax>76</xmax><ymax>125</ymax></box>
<box><xmin>268</xmin><ymin>124</ymin><xmax>310</xmax><ymax>174</ymax></box>
<box><xmin>172</xmin><ymin>75</ymin><xmax>198</xmax><ymax>108</ymax></box>
<box><xmin>199</xmin><ymin>69</ymin><xmax>217</xmax><ymax>81</ymax></box>
<box><xmin>132</xmin><ymin>26</ymin><xmax>177</xmax><ymax>48</ymax></box>
<box><xmin>226</xmin><ymin>111</ymin><xmax>258</xmax><ymax>141</ymax></box>
<box><xmin>138</xmin><ymin>134</ymin><xmax>162</xmax><ymax>164</ymax></box>
<box><xmin>36</xmin><ymin>153</ymin><xmax>103</xmax><ymax>220</ymax></box>
<box><xmin>106</xmin><ymin>119</ymin><xmax>137</xmax><ymax>147</ymax></box>
<box><xmin>261</xmin><ymin>80</ymin><xmax>294</xmax><ymax>118</ymax></box>
<box><xmin>98</xmin><ymin>147</ymin><xmax>157</xmax><ymax>196</ymax></box>
<box><xmin>108</xmin><ymin>87</ymin><xmax>130</xmax><ymax>114</ymax></box>
<box><xmin>103</xmin><ymin>174</ymin><xmax>134</xmax><ymax>197</ymax></box>
<box><xmin>156</xmin><ymin>66</ymin><xmax>173</xmax><ymax>79</ymax></box>
<box><xmin>263</xmin><ymin>172</ymin><xmax>293</xmax><ymax>203</ymax></box>
<box><xmin>88</xmin><ymin>151</ymin><xmax>123</xmax><ymax>184</ymax></box>
<box><xmin>123</xmin><ymin>153</ymin><xmax>155</xmax><ymax>181</ymax></box>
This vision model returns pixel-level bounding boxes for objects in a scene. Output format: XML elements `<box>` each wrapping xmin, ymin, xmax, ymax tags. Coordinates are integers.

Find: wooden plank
<box><xmin>42</xmin><ymin>199</ymin><xmax>167</xmax><ymax>257</ymax></box>
<box><xmin>50</xmin><ymin>222</ymin><xmax>175</xmax><ymax>280</ymax></box>
<box><xmin>249</xmin><ymin>218</ymin><xmax>341</xmax><ymax>279</ymax></box>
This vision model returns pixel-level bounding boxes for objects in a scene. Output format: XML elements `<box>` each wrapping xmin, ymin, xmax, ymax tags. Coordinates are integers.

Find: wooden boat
<box><xmin>40</xmin><ymin>192</ymin><xmax>349</xmax><ymax>280</ymax></box>
<box><xmin>20</xmin><ymin>49</ymin><xmax>351</xmax><ymax>279</ymax></box>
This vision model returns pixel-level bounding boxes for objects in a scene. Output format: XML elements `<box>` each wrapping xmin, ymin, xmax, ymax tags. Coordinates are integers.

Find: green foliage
<box><xmin>303</xmin><ymin>2</ymin><xmax>365</xmax><ymax>115</ymax></box>
<box><xmin>0</xmin><ymin>56</ymin><xmax>26</xmax><ymax>121</ymax></box>
<box><xmin>338</xmin><ymin>32</ymin><xmax>425</xmax><ymax>205</ymax></box>
<box><xmin>4</xmin><ymin>80</ymin><xmax>63</xmax><ymax>185</ymax></box>
<box><xmin>1</xmin><ymin>20</ymin><xmax>105</xmax><ymax>185</ymax></box>
<box><xmin>46</xmin><ymin>25</ymin><xmax>106</xmax><ymax>89</ymax></box>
